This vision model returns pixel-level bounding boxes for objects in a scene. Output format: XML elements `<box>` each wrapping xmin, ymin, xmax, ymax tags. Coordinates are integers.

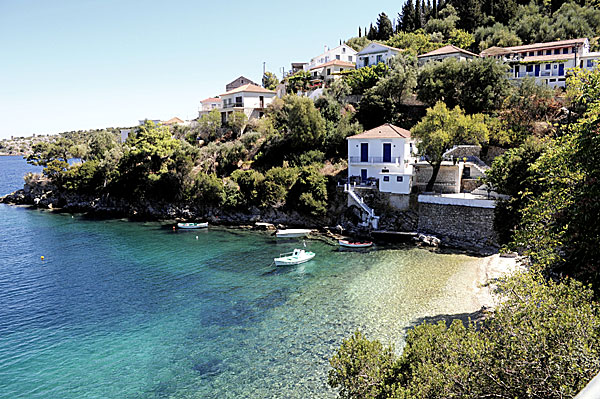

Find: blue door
<box><xmin>360</xmin><ymin>143</ymin><xmax>368</xmax><ymax>162</ymax></box>
<box><xmin>535</xmin><ymin>65</ymin><xmax>540</xmax><ymax>77</ymax></box>
<box><xmin>361</xmin><ymin>169</ymin><xmax>368</xmax><ymax>182</ymax></box>
<box><xmin>559</xmin><ymin>63</ymin><xmax>564</xmax><ymax>76</ymax></box>
<box><xmin>383</xmin><ymin>143</ymin><xmax>391</xmax><ymax>163</ymax></box>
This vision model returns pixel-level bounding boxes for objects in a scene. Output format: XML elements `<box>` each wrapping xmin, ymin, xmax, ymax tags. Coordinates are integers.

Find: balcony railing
<box><xmin>349</xmin><ymin>156</ymin><xmax>401</xmax><ymax>164</ymax></box>
<box><xmin>222</xmin><ymin>102</ymin><xmax>244</xmax><ymax>109</ymax></box>
<box><xmin>512</xmin><ymin>70</ymin><xmax>563</xmax><ymax>78</ymax></box>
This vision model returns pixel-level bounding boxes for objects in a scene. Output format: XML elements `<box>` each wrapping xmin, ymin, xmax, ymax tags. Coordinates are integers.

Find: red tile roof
<box><xmin>505</xmin><ymin>38</ymin><xmax>587</xmax><ymax>52</ymax></box>
<box><xmin>200</xmin><ymin>97</ymin><xmax>221</xmax><ymax>103</ymax></box>
<box><xmin>347</xmin><ymin>123</ymin><xmax>411</xmax><ymax>139</ymax></box>
<box><xmin>418</xmin><ymin>44</ymin><xmax>479</xmax><ymax>58</ymax></box>
<box><xmin>310</xmin><ymin>59</ymin><xmax>356</xmax><ymax>70</ymax></box>
<box><xmin>519</xmin><ymin>54</ymin><xmax>575</xmax><ymax>63</ymax></box>
<box><xmin>220</xmin><ymin>83</ymin><xmax>275</xmax><ymax>96</ymax></box>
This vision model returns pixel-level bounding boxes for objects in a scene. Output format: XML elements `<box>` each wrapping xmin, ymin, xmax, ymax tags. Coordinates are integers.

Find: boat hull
<box><xmin>274</xmin><ymin>250</ymin><xmax>315</xmax><ymax>266</ymax></box>
<box><xmin>177</xmin><ymin>222</ymin><xmax>208</xmax><ymax>229</ymax></box>
<box><xmin>275</xmin><ymin>229</ymin><xmax>312</xmax><ymax>238</ymax></box>
<box><xmin>338</xmin><ymin>240</ymin><xmax>373</xmax><ymax>248</ymax></box>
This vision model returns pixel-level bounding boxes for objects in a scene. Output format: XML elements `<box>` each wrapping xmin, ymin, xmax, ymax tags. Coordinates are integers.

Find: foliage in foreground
<box><xmin>329</xmin><ymin>272</ymin><xmax>600</xmax><ymax>399</ymax></box>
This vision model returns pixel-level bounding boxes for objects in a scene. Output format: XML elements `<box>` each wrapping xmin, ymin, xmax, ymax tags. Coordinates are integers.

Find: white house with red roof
<box><xmin>198</xmin><ymin>97</ymin><xmax>222</xmax><ymax>117</ymax></box>
<box><xmin>305</xmin><ymin>44</ymin><xmax>357</xmax><ymax>71</ymax></box>
<box><xmin>219</xmin><ymin>83</ymin><xmax>276</xmax><ymax>123</ymax></box>
<box><xmin>481</xmin><ymin>38</ymin><xmax>600</xmax><ymax>88</ymax></box>
<box><xmin>356</xmin><ymin>42</ymin><xmax>403</xmax><ymax>68</ymax></box>
<box><xmin>417</xmin><ymin>44</ymin><xmax>479</xmax><ymax>65</ymax></box>
<box><xmin>347</xmin><ymin>124</ymin><xmax>418</xmax><ymax>194</ymax></box>
<box><xmin>309</xmin><ymin>59</ymin><xmax>356</xmax><ymax>84</ymax></box>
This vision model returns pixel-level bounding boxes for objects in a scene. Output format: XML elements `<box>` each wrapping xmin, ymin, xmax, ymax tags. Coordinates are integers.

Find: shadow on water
<box><xmin>405</xmin><ymin>307</ymin><xmax>490</xmax><ymax>333</ymax></box>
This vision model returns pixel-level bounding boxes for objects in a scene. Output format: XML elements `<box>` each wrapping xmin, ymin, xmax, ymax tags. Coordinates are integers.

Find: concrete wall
<box><xmin>413</xmin><ymin>163</ymin><xmax>462</xmax><ymax>193</ymax></box>
<box><xmin>417</xmin><ymin>201</ymin><xmax>497</xmax><ymax>252</ymax></box>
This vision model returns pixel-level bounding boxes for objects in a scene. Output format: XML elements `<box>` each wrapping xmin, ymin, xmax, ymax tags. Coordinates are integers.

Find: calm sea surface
<box><xmin>0</xmin><ymin>155</ymin><xmax>482</xmax><ymax>398</ymax></box>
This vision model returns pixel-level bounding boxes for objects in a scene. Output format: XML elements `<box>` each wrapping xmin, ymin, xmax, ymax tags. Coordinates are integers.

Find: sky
<box><xmin>0</xmin><ymin>0</ymin><xmax>402</xmax><ymax>139</ymax></box>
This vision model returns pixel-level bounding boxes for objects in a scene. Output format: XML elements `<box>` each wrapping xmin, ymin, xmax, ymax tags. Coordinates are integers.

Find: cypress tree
<box><xmin>415</xmin><ymin>0</ymin><xmax>423</xmax><ymax>29</ymax></box>
<box><xmin>401</xmin><ymin>0</ymin><xmax>416</xmax><ymax>31</ymax></box>
<box><xmin>376</xmin><ymin>12</ymin><xmax>394</xmax><ymax>40</ymax></box>
<box><xmin>433</xmin><ymin>0</ymin><xmax>438</xmax><ymax>18</ymax></box>
<box><xmin>359</xmin><ymin>26</ymin><xmax>362</xmax><ymax>37</ymax></box>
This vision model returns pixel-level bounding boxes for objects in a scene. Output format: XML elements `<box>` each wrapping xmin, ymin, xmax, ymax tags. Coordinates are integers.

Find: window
<box><xmin>546</xmin><ymin>50</ymin><xmax>552</xmax><ymax>55</ymax></box>
<box><xmin>537</xmin><ymin>51</ymin><xmax>543</xmax><ymax>56</ymax></box>
<box><xmin>572</xmin><ymin>47</ymin><xmax>577</xmax><ymax>54</ymax></box>
<box><xmin>327</xmin><ymin>68</ymin><xmax>331</xmax><ymax>75</ymax></box>
<box><xmin>383</xmin><ymin>176</ymin><xmax>389</xmax><ymax>182</ymax></box>
<box><xmin>528</xmin><ymin>51</ymin><xmax>534</xmax><ymax>56</ymax></box>
<box><xmin>336</xmin><ymin>55</ymin><xmax>340</xmax><ymax>60</ymax></box>
<box><xmin>554</xmin><ymin>49</ymin><xmax>560</xmax><ymax>54</ymax></box>
<box><xmin>587</xmin><ymin>59</ymin><xmax>594</xmax><ymax>68</ymax></box>
<box><xmin>313</xmin><ymin>72</ymin><xmax>317</xmax><ymax>77</ymax></box>
<box><xmin>545</xmin><ymin>64</ymin><xmax>551</xmax><ymax>70</ymax></box>
<box><xmin>348</xmin><ymin>56</ymin><xmax>353</xmax><ymax>62</ymax></box>
<box><xmin>396</xmin><ymin>176</ymin><xmax>403</xmax><ymax>182</ymax></box>
<box><xmin>526</xmin><ymin>65</ymin><xmax>533</xmax><ymax>72</ymax></box>
<box><xmin>376</xmin><ymin>54</ymin><xmax>383</xmax><ymax>63</ymax></box>
<box><xmin>563</xmin><ymin>48</ymin><xmax>568</xmax><ymax>54</ymax></box>
<box><xmin>342</xmin><ymin>48</ymin><xmax>346</xmax><ymax>53</ymax></box>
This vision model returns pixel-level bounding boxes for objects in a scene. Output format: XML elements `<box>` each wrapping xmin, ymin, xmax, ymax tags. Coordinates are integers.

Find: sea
<box><xmin>0</xmin><ymin>155</ymin><xmax>482</xmax><ymax>398</ymax></box>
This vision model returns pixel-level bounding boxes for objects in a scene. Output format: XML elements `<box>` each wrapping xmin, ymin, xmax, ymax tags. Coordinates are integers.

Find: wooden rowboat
<box><xmin>338</xmin><ymin>239</ymin><xmax>373</xmax><ymax>248</ymax></box>
<box><xmin>177</xmin><ymin>222</ymin><xmax>208</xmax><ymax>229</ymax></box>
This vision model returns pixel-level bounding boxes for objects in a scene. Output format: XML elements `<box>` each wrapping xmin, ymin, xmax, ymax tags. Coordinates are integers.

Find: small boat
<box><xmin>177</xmin><ymin>222</ymin><xmax>208</xmax><ymax>229</ymax></box>
<box><xmin>275</xmin><ymin>229</ymin><xmax>312</xmax><ymax>238</ymax></box>
<box><xmin>274</xmin><ymin>248</ymin><xmax>315</xmax><ymax>266</ymax></box>
<box><xmin>338</xmin><ymin>239</ymin><xmax>373</xmax><ymax>248</ymax></box>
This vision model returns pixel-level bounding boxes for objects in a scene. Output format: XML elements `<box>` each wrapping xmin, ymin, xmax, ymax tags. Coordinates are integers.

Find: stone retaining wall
<box><xmin>417</xmin><ymin>201</ymin><xmax>498</xmax><ymax>254</ymax></box>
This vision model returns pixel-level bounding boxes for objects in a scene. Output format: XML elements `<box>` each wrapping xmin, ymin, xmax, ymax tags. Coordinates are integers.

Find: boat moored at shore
<box><xmin>275</xmin><ymin>229</ymin><xmax>312</xmax><ymax>238</ymax></box>
<box><xmin>177</xmin><ymin>222</ymin><xmax>208</xmax><ymax>229</ymax></box>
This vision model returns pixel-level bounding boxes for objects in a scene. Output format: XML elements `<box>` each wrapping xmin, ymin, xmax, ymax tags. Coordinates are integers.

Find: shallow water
<box><xmin>0</xmin><ymin>156</ymin><xmax>481</xmax><ymax>398</ymax></box>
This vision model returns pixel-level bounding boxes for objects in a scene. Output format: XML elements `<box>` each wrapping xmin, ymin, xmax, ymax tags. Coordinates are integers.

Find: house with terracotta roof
<box><xmin>309</xmin><ymin>59</ymin><xmax>356</xmax><ymax>84</ymax></box>
<box><xmin>347</xmin><ymin>124</ymin><xmax>417</xmax><ymax>195</ymax></box>
<box><xmin>219</xmin><ymin>83</ymin><xmax>276</xmax><ymax>123</ymax></box>
<box><xmin>305</xmin><ymin>44</ymin><xmax>357</xmax><ymax>71</ymax></box>
<box><xmin>356</xmin><ymin>43</ymin><xmax>403</xmax><ymax>68</ymax></box>
<box><xmin>418</xmin><ymin>44</ymin><xmax>479</xmax><ymax>65</ymax></box>
<box><xmin>480</xmin><ymin>38</ymin><xmax>600</xmax><ymax>88</ymax></box>
<box><xmin>198</xmin><ymin>97</ymin><xmax>222</xmax><ymax>117</ymax></box>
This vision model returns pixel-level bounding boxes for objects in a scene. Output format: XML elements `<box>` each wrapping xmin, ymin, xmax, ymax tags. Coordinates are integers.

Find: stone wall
<box><xmin>417</xmin><ymin>202</ymin><xmax>498</xmax><ymax>254</ymax></box>
<box><xmin>413</xmin><ymin>163</ymin><xmax>462</xmax><ymax>193</ymax></box>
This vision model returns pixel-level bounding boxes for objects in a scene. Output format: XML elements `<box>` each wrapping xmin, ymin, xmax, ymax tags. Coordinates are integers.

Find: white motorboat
<box><xmin>275</xmin><ymin>228</ymin><xmax>312</xmax><ymax>238</ymax></box>
<box><xmin>177</xmin><ymin>222</ymin><xmax>208</xmax><ymax>229</ymax></box>
<box><xmin>274</xmin><ymin>248</ymin><xmax>315</xmax><ymax>266</ymax></box>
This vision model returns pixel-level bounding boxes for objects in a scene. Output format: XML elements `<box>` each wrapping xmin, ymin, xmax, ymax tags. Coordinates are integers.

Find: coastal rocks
<box><xmin>414</xmin><ymin>233</ymin><xmax>441</xmax><ymax>247</ymax></box>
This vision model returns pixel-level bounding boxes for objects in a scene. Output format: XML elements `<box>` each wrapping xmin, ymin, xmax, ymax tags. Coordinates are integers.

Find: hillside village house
<box><xmin>309</xmin><ymin>60</ymin><xmax>356</xmax><ymax>85</ymax></box>
<box><xmin>347</xmin><ymin>124</ymin><xmax>417</xmax><ymax>195</ymax></box>
<box><xmin>356</xmin><ymin>42</ymin><xmax>403</xmax><ymax>68</ymax></box>
<box><xmin>417</xmin><ymin>44</ymin><xmax>479</xmax><ymax>65</ymax></box>
<box><xmin>219</xmin><ymin>83</ymin><xmax>276</xmax><ymax>123</ymax></box>
<box><xmin>225</xmin><ymin>76</ymin><xmax>258</xmax><ymax>92</ymax></box>
<box><xmin>304</xmin><ymin>44</ymin><xmax>357</xmax><ymax>71</ymax></box>
<box><xmin>481</xmin><ymin>38</ymin><xmax>600</xmax><ymax>88</ymax></box>
<box><xmin>198</xmin><ymin>97</ymin><xmax>222</xmax><ymax>117</ymax></box>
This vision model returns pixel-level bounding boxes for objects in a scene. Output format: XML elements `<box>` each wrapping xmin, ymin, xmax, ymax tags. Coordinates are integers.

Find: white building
<box><xmin>347</xmin><ymin>124</ymin><xmax>417</xmax><ymax>194</ymax></box>
<box><xmin>309</xmin><ymin>60</ymin><xmax>356</xmax><ymax>84</ymax></box>
<box><xmin>219</xmin><ymin>83</ymin><xmax>276</xmax><ymax>123</ymax></box>
<box><xmin>304</xmin><ymin>44</ymin><xmax>357</xmax><ymax>71</ymax></box>
<box><xmin>356</xmin><ymin>42</ymin><xmax>403</xmax><ymax>68</ymax></box>
<box><xmin>481</xmin><ymin>38</ymin><xmax>600</xmax><ymax>88</ymax></box>
<box><xmin>418</xmin><ymin>44</ymin><xmax>479</xmax><ymax>65</ymax></box>
<box><xmin>198</xmin><ymin>97</ymin><xmax>222</xmax><ymax>117</ymax></box>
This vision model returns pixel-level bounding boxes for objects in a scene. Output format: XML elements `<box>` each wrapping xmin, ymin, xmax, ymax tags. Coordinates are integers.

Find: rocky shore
<box><xmin>1</xmin><ymin>178</ymin><xmax>498</xmax><ymax>255</ymax></box>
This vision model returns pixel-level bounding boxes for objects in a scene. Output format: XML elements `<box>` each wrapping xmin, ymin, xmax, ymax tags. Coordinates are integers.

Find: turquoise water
<box><xmin>0</xmin><ymin>156</ymin><xmax>482</xmax><ymax>398</ymax></box>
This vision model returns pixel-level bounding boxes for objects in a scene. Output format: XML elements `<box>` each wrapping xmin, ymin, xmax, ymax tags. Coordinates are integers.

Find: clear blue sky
<box><xmin>0</xmin><ymin>0</ymin><xmax>403</xmax><ymax>139</ymax></box>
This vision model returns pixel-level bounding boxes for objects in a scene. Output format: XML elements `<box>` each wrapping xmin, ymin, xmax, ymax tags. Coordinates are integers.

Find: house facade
<box><xmin>309</xmin><ymin>60</ymin><xmax>355</xmax><ymax>85</ymax></box>
<box><xmin>347</xmin><ymin>124</ymin><xmax>417</xmax><ymax>194</ymax></box>
<box><xmin>219</xmin><ymin>84</ymin><xmax>276</xmax><ymax>123</ymax></box>
<box><xmin>418</xmin><ymin>44</ymin><xmax>479</xmax><ymax>65</ymax></box>
<box><xmin>481</xmin><ymin>38</ymin><xmax>600</xmax><ymax>88</ymax></box>
<box><xmin>356</xmin><ymin>43</ymin><xmax>402</xmax><ymax>68</ymax></box>
<box><xmin>225</xmin><ymin>76</ymin><xmax>258</xmax><ymax>92</ymax></box>
<box><xmin>304</xmin><ymin>44</ymin><xmax>357</xmax><ymax>71</ymax></box>
<box><xmin>198</xmin><ymin>97</ymin><xmax>222</xmax><ymax>117</ymax></box>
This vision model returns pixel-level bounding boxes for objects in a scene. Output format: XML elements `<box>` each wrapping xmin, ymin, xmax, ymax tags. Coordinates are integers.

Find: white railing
<box><xmin>344</xmin><ymin>183</ymin><xmax>379</xmax><ymax>229</ymax></box>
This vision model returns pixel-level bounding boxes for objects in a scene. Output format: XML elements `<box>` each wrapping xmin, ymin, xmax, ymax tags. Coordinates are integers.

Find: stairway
<box><xmin>344</xmin><ymin>183</ymin><xmax>379</xmax><ymax>229</ymax></box>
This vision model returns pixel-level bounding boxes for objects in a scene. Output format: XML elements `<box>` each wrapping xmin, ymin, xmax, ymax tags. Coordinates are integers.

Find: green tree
<box><xmin>258</xmin><ymin>166</ymin><xmax>298</xmax><ymax>208</ymax></box>
<box><xmin>412</xmin><ymin>102</ymin><xmax>489</xmax><ymax>191</ymax></box>
<box><xmin>345</xmin><ymin>36</ymin><xmax>372</xmax><ymax>52</ymax></box>
<box><xmin>191</xmin><ymin>171</ymin><xmax>225</xmax><ymax>210</ymax></box>
<box><xmin>400</xmin><ymin>0</ymin><xmax>416</xmax><ymax>31</ymax></box>
<box><xmin>262</xmin><ymin>71</ymin><xmax>279</xmax><ymax>90</ymax></box>
<box><xmin>198</xmin><ymin>109</ymin><xmax>222</xmax><ymax>141</ymax></box>
<box><xmin>227</xmin><ymin>111</ymin><xmax>248</xmax><ymax>138</ymax></box>
<box><xmin>417</xmin><ymin>57</ymin><xmax>509</xmax><ymax>114</ymax></box>
<box><xmin>288</xmin><ymin>165</ymin><xmax>328</xmax><ymax>216</ymax></box>
<box><xmin>474</xmin><ymin>23</ymin><xmax>522</xmax><ymax>52</ymax></box>
<box><xmin>509</xmin><ymin>3</ymin><xmax>553</xmax><ymax>44</ymax></box>
<box><xmin>343</xmin><ymin>62</ymin><xmax>389</xmax><ymax>95</ymax></box>
<box><xmin>230</xmin><ymin>169</ymin><xmax>264</xmax><ymax>206</ymax></box>
<box><xmin>376</xmin><ymin>12</ymin><xmax>394</xmax><ymax>40</ymax></box>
